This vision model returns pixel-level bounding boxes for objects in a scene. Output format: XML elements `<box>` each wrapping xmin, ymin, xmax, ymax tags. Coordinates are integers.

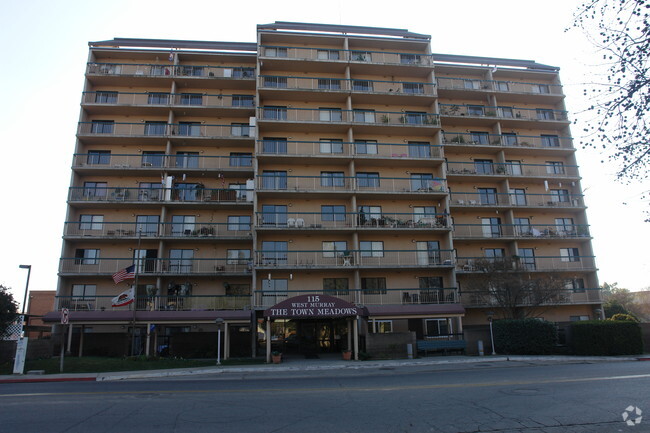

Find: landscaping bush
<box><xmin>493</xmin><ymin>318</ymin><xmax>557</xmax><ymax>355</ymax></box>
<box><xmin>609</xmin><ymin>313</ymin><xmax>639</xmax><ymax>322</ymax></box>
<box><xmin>570</xmin><ymin>320</ymin><xmax>643</xmax><ymax>355</ymax></box>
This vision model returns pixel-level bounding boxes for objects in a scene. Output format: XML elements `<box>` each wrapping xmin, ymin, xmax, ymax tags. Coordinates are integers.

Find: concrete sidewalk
<box><xmin>0</xmin><ymin>354</ymin><xmax>642</xmax><ymax>384</ymax></box>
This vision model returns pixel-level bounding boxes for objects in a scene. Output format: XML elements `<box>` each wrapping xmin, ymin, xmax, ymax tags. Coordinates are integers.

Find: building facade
<box><xmin>45</xmin><ymin>22</ymin><xmax>601</xmax><ymax>360</ymax></box>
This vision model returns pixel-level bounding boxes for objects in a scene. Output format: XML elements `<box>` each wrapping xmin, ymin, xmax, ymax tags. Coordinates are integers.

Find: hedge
<box><xmin>570</xmin><ymin>320</ymin><xmax>643</xmax><ymax>356</ymax></box>
<box><xmin>493</xmin><ymin>319</ymin><xmax>557</xmax><ymax>355</ymax></box>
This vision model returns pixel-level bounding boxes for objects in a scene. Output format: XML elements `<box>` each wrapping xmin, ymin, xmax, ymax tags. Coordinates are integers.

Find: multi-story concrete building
<box><xmin>45</xmin><ymin>22</ymin><xmax>601</xmax><ymax>360</ymax></box>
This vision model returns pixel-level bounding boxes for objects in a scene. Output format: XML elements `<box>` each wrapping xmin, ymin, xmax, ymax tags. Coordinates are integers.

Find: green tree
<box><xmin>0</xmin><ymin>285</ymin><xmax>19</xmax><ymax>337</ymax></box>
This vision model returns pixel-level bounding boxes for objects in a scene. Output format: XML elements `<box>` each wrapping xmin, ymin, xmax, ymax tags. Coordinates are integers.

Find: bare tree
<box><xmin>462</xmin><ymin>258</ymin><xmax>570</xmax><ymax>319</ymax></box>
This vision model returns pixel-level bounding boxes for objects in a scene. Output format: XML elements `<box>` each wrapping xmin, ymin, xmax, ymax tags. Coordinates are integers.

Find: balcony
<box><xmin>59</xmin><ymin>258</ymin><xmax>251</xmax><ymax>276</ymax></box>
<box><xmin>439</xmin><ymin>104</ymin><xmax>569</xmax><ymax>128</ymax></box>
<box><xmin>456</xmin><ymin>256</ymin><xmax>596</xmax><ymax>273</ymax></box>
<box><xmin>68</xmin><ymin>187</ymin><xmax>252</xmax><ymax>206</ymax></box>
<box><xmin>72</xmin><ymin>153</ymin><xmax>253</xmax><ymax>174</ymax></box>
<box><xmin>254</xmin><ymin>288</ymin><xmax>458</xmax><ymax>308</ymax></box>
<box><xmin>460</xmin><ymin>288</ymin><xmax>602</xmax><ymax>308</ymax></box>
<box><xmin>442</xmin><ymin>132</ymin><xmax>574</xmax><ymax>151</ymax></box>
<box><xmin>452</xmin><ymin>224</ymin><xmax>590</xmax><ymax>239</ymax></box>
<box><xmin>256</xmin><ymin>175</ymin><xmax>446</xmax><ymax>196</ymax></box>
<box><xmin>82</xmin><ymin>92</ymin><xmax>255</xmax><ymax>114</ymax></box>
<box><xmin>259</xmin><ymin>46</ymin><xmax>433</xmax><ymax>67</ymax></box>
<box><xmin>255</xmin><ymin>212</ymin><xmax>449</xmax><ymax>230</ymax></box>
<box><xmin>77</xmin><ymin>122</ymin><xmax>253</xmax><ymax>144</ymax></box>
<box><xmin>436</xmin><ymin>77</ymin><xmax>563</xmax><ymax>98</ymax></box>
<box><xmin>449</xmin><ymin>192</ymin><xmax>584</xmax><ymax>209</ymax></box>
<box><xmin>63</xmin><ymin>221</ymin><xmax>252</xmax><ymax>240</ymax></box>
<box><xmin>55</xmin><ymin>295</ymin><xmax>249</xmax><ymax>312</ymax></box>
<box><xmin>254</xmin><ymin>249</ymin><xmax>455</xmax><ymax>269</ymax></box>
<box><xmin>446</xmin><ymin>161</ymin><xmax>579</xmax><ymax>179</ymax></box>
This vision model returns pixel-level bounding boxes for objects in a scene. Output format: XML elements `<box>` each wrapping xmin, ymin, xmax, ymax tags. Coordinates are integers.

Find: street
<box><xmin>1</xmin><ymin>360</ymin><xmax>648</xmax><ymax>432</ymax></box>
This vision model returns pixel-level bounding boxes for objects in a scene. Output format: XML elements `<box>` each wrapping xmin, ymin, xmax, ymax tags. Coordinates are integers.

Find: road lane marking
<box><xmin>2</xmin><ymin>373</ymin><xmax>650</xmax><ymax>398</ymax></box>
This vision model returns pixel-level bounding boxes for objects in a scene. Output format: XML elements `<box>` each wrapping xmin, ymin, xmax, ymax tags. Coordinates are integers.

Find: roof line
<box><xmin>431</xmin><ymin>53</ymin><xmax>559</xmax><ymax>71</ymax></box>
<box><xmin>89</xmin><ymin>38</ymin><xmax>257</xmax><ymax>52</ymax></box>
<box><xmin>257</xmin><ymin>21</ymin><xmax>430</xmax><ymax>40</ymax></box>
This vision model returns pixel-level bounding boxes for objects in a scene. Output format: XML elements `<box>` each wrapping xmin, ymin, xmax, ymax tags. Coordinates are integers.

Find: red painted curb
<box><xmin>0</xmin><ymin>377</ymin><xmax>96</xmax><ymax>384</ymax></box>
<box><xmin>638</xmin><ymin>358</ymin><xmax>650</xmax><ymax>361</ymax></box>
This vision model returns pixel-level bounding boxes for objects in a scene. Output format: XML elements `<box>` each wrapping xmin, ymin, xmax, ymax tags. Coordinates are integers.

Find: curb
<box><xmin>0</xmin><ymin>377</ymin><xmax>96</xmax><ymax>384</ymax></box>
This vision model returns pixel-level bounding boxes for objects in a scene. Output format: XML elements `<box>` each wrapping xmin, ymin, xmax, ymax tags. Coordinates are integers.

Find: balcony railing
<box><xmin>255</xmin><ymin>288</ymin><xmax>458</xmax><ymax>308</ymax></box>
<box><xmin>257</xmin><ymin>107</ymin><xmax>440</xmax><ymax>127</ymax></box>
<box><xmin>446</xmin><ymin>161</ymin><xmax>579</xmax><ymax>178</ymax></box>
<box><xmin>460</xmin><ymin>288</ymin><xmax>601</xmax><ymax>307</ymax></box>
<box><xmin>86</xmin><ymin>63</ymin><xmax>255</xmax><ymax>79</ymax></box>
<box><xmin>256</xmin><ymin>140</ymin><xmax>443</xmax><ymax>159</ymax></box>
<box><xmin>436</xmin><ymin>77</ymin><xmax>563</xmax><ymax>96</ymax></box>
<box><xmin>59</xmin><ymin>258</ymin><xmax>251</xmax><ymax>275</ymax></box>
<box><xmin>77</xmin><ymin>122</ymin><xmax>252</xmax><ymax>139</ymax></box>
<box><xmin>255</xmin><ymin>212</ymin><xmax>449</xmax><ymax>229</ymax></box>
<box><xmin>456</xmin><ymin>256</ymin><xmax>596</xmax><ymax>272</ymax></box>
<box><xmin>63</xmin><ymin>222</ymin><xmax>252</xmax><ymax>238</ymax></box>
<box><xmin>82</xmin><ymin>92</ymin><xmax>255</xmax><ymax>109</ymax></box>
<box><xmin>452</xmin><ymin>224</ymin><xmax>590</xmax><ymax>239</ymax></box>
<box><xmin>442</xmin><ymin>132</ymin><xmax>573</xmax><ymax>150</ymax></box>
<box><xmin>73</xmin><ymin>154</ymin><xmax>253</xmax><ymax>171</ymax></box>
<box><xmin>254</xmin><ymin>249</ymin><xmax>455</xmax><ymax>268</ymax></box>
<box><xmin>259</xmin><ymin>46</ymin><xmax>433</xmax><ymax>66</ymax></box>
<box><xmin>68</xmin><ymin>187</ymin><xmax>252</xmax><ymax>204</ymax></box>
<box><xmin>256</xmin><ymin>175</ymin><xmax>446</xmax><ymax>194</ymax></box>
<box><xmin>439</xmin><ymin>104</ymin><xmax>569</xmax><ymax>122</ymax></box>
<box><xmin>258</xmin><ymin>75</ymin><xmax>435</xmax><ymax>96</ymax></box>
<box><xmin>450</xmin><ymin>192</ymin><xmax>584</xmax><ymax>208</ymax></box>
<box><xmin>55</xmin><ymin>295</ymin><xmax>250</xmax><ymax>312</ymax></box>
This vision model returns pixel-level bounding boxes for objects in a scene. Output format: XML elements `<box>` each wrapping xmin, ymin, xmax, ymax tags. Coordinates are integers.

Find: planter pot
<box><xmin>342</xmin><ymin>351</ymin><xmax>352</xmax><ymax>361</ymax></box>
<box><xmin>272</xmin><ymin>354</ymin><xmax>282</xmax><ymax>364</ymax></box>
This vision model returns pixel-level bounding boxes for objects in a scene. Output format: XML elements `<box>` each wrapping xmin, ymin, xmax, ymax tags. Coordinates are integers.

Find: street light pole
<box><xmin>487</xmin><ymin>311</ymin><xmax>496</xmax><ymax>355</ymax></box>
<box><xmin>19</xmin><ymin>265</ymin><xmax>31</xmax><ymax>316</ymax></box>
<box><xmin>215</xmin><ymin>318</ymin><xmax>224</xmax><ymax>365</ymax></box>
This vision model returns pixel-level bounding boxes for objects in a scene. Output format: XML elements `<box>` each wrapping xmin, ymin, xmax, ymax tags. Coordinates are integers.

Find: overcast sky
<box><xmin>1</xmin><ymin>0</ymin><xmax>648</xmax><ymax>310</ymax></box>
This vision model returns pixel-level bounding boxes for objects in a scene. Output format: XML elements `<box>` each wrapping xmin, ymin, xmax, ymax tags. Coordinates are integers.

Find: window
<box><xmin>352</xmin><ymin>80</ymin><xmax>372</xmax><ymax>91</ymax></box>
<box><xmin>72</xmin><ymin>284</ymin><xmax>96</xmax><ymax>300</ymax></box>
<box><xmin>360</xmin><ymin>241</ymin><xmax>383</xmax><ymax>257</ymax></box>
<box><xmin>232</xmin><ymin>67</ymin><xmax>255</xmax><ymax>78</ymax></box>
<box><xmin>358</xmin><ymin>205</ymin><xmax>382</xmax><ymax>222</ymax></box>
<box><xmin>320</xmin><ymin>139</ymin><xmax>343</xmax><ymax>154</ymax></box>
<box><xmin>464</xmin><ymin>80</ymin><xmax>480</xmax><ymax>90</ymax></box>
<box><xmin>227</xmin><ymin>249</ymin><xmax>251</xmax><ymax>265</ymax></box>
<box><xmin>317</xmin><ymin>49</ymin><xmax>340</xmax><ymax>60</ymax></box>
<box><xmin>225</xmin><ymin>284</ymin><xmax>250</xmax><ymax>296</ymax></box>
<box><xmin>351</xmin><ymin>51</ymin><xmax>371</xmax><ymax>62</ymax></box>
<box><xmin>179</xmin><ymin>93</ymin><xmax>202</xmax><ymax>106</ymax></box>
<box><xmin>470</xmin><ymin>131</ymin><xmax>489</xmax><ymax>145</ymax></box>
<box><xmin>231</xmin><ymin>123</ymin><xmax>250</xmax><ymax>137</ymax></box>
<box><xmin>74</xmin><ymin>249</ymin><xmax>100</xmax><ymax>265</ymax></box>
<box><xmin>133</xmin><ymin>249</ymin><xmax>157</xmax><ymax>273</ymax></box>
<box><xmin>177</xmin><ymin>66</ymin><xmax>204</xmax><ymax>76</ymax></box>
<box><xmin>265</xmin><ymin>47</ymin><xmax>287</xmax><ymax>57</ymax></box>
<box><xmin>263</xmin><ymin>76</ymin><xmax>288</xmax><ymax>88</ymax></box>
<box><xmin>425</xmin><ymin>319</ymin><xmax>450</xmax><ymax>337</ymax></box>
<box><xmin>79</xmin><ymin>215</ymin><xmax>103</xmax><ymax>230</ymax></box>
<box><xmin>419</xmin><ymin>276</ymin><xmax>443</xmax><ymax>289</ymax></box>
<box><xmin>495</xmin><ymin>81</ymin><xmax>509</xmax><ymax>91</ymax></box>
<box><xmin>474</xmin><ymin>159</ymin><xmax>494</xmax><ymax>174</ymax></box>
<box><xmin>541</xmin><ymin>134</ymin><xmax>560</xmax><ymax>147</ymax></box>
<box><xmin>416</xmin><ymin>241</ymin><xmax>441</xmax><ymax>265</ymax></box>
<box><xmin>371</xmin><ymin>320</ymin><xmax>393</xmax><ymax>333</ymax></box>
<box><xmin>560</xmin><ymin>248</ymin><xmax>580</xmax><ymax>262</ymax></box>
<box><xmin>551</xmin><ymin>189</ymin><xmax>570</xmax><ymax>203</ymax></box>
<box><xmin>228</xmin><ymin>215</ymin><xmax>251</xmax><ymax>231</ymax></box>
<box><xmin>357</xmin><ymin>172</ymin><xmax>380</xmax><ymax>188</ymax></box>
<box><xmin>497</xmin><ymin>106</ymin><xmax>513</xmax><ymax>118</ymax></box>
<box><xmin>262</xmin><ymin>137</ymin><xmax>287</xmax><ymax>154</ymax></box>
<box><xmin>136</xmin><ymin>215</ymin><xmax>159</xmax><ymax>236</ymax></box>
<box><xmin>478</xmin><ymin>188</ymin><xmax>498</xmax><ymax>205</ymax></box>
<box><xmin>169</xmin><ymin>249</ymin><xmax>194</xmax><ymax>273</ymax></box>
<box><xmin>141</xmin><ymin>151</ymin><xmax>164</xmax><ymax>167</ymax></box>
<box><xmin>322</xmin><ymin>241</ymin><xmax>348</xmax><ymax>257</ymax></box>
<box><xmin>565</xmin><ymin>278</ymin><xmax>586</xmax><ymax>293</ymax></box>
<box><xmin>400</xmin><ymin>54</ymin><xmax>421</xmax><ymax>64</ymax></box>
<box><xmin>514</xmin><ymin>217</ymin><xmax>531</xmax><ymax>236</ymax></box>
<box><xmin>321</xmin><ymin>205</ymin><xmax>346</xmax><ymax>222</ymax></box>
<box><xmin>262</xmin><ymin>279</ymin><xmax>288</xmax><ymax>292</ymax></box>
<box><xmin>261</xmin><ymin>205</ymin><xmax>287</xmax><ymax>226</ymax></box>
<box><xmin>467</xmin><ymin>105</ymin><xmax>485</xmax><ymax>116</ymax></box>
<box><xmin>171</xmin><ymin>215</ymin><xmax>196</xmax><ymax>236</ymax></box>
<box><xmin>231</xmin><ymin>95</ymin><xmax>254</xmax><ymax>107</ymax></box>
<box><xmin>353</xmin><ymin>109</ymin><xmax>375</xmax><ymax>123</ymax></box>
<box><xmin>555</xmin><ymin>218</ymin><xmax>575</xmax><ymax>235</ymax></box>
<box><xmin>173</xmin><ymin>183</ymin><xmax>201</xmax><ymax>201</ymax></box>
<box><xmin>138</xmin><ymin>182</ymin><xmax>162</xmax><ymax>201</ymax></box>
<box><xmin>411</xmin><ymin>173</ymin><xmax>434</xmax><ymax>190</ymax></box>
<box><xmin>403</xmin><ymin>82</ymin><xmax>424</xmax><ymax>94</ymax></box>
<box><xmin>362</xmin><ymin>278</ymin><xmax>387</xmax><ymax>294</ymax></box>
<box><xmin>519</xmin><ymin>248</ymin><xmax>536</xmax><ymax>270</ymax></box>
<box><xmin>408</xmin><ymin>142</ymin><xmax>431</xmax><ymax>158</ymax></box>
<box><xmin>261</xmin><ymin>241</ymin><xmax>288</xmax><ymax>265</ymax></box>
<box><xmin>570</xmin><ymin>315</ymin><xmax>590</xmax><ymax>321</ymax></box>
<box><xmin>355</xmin><ymin>140</ymin><xmax>378</xmax><ymax>155</ymax></box>
<box><xmin>505</xmin><ymin>160</ymin><xmax>522</xmax><ymax>175</ymax></box>
<box><xmin>546</xmin><ymin>161</ymin><xmax>565</xmax><ymax>174</ymax></box>
<box><xmin>95</xmin><ymin>91</ymin><xmax>117</xmax><ymax>103</ymax></box>
<box><xmin>502</xmin><ymin>133</ymin><xmax>517</xmax><ymax>146</ymax></box>
<box><xmin>229</xmin><ymin>152</ymin><xmax>252</xmax><ymax>167</ymax></box>
<box><xmin>536</xmin><ymin>109</ymin><xmax>554</xmax><ymax>120</ymax></box>
<box><xmin>262</xmin><ymin>171</ymin><xmax>287</xmax><ymax>190</ymax></box>
<box><xmin>90</xmin><ymin>120</ymin><xmax>114</xmax><ymax>134</ymax></box>
<box><xmin>405</xmin><ymin>111</ymin><xmax>427</xmax><ymax>124</ymax></box>
<box><xmin>148</xmin><ymin>92</ymin><xmax>169</xmax><ymax>105</ymax></box>
<box><xmin>318</xmin><ymin>79</ymin><xmax>341</xmax><ymax>90</ymax></box>
<box><xmin>83</xmin><ymin>182</ymin><xmax>107</xmax><ymax>199</ymax></box>
<box><xmin>175</xmin><ymin>151</ymin><xmax>199</xmax><ymax>169</ymax></box>
<box><xmin>510</xmin><ymin>188</ymin><xmax>527</xmax><ymax>206</ymax></box>
<box><xmin>532</xmin><ymin>84</ymin><xmax>550</xmax><ymax>94</ymax></box>
<box><xmin>485</xmin><ymin>248</ymin><xmax>505</xmax><ymax>260</ymax></box>
<box><xmin>321</xmin><ymin>171</ymin><xmax>345</xmax><ymax>187</ymax></box>
<box><xmin>323</xmin><ymin>278</ymin><xmax>349</xmax><ymax>295</ymax></box>
<box><xmin>263</xmin><ymin>106</ymin><xmax>287</xmax><ymax>120</ymax></box>
<box><xmin>144</xmin><ymin>121</ymin><xmax>167</xmax><ymax>136</ymax></box>
<box><xmin>319</xmin><ymin>107</ymin><xmax>343</xmax><ymax>122</ymax></box>
<box><xmin>87</xmin><ymin>150</ymin><xmax>110</xmax><ymax>165</ymax></box>
<box><xmin>481</xmin><ymin>217</ymin><xmax>501</xmax><ymax>238</ymax></box>
<box><xmin>413</xmin><ymin>206</ymin><xmax>437</xmax><ymax>223</ymax></box>
<box><xmin>229</xmin><ymin>183</ymin><xmax>248</xmax><ymax>200</ymax></box>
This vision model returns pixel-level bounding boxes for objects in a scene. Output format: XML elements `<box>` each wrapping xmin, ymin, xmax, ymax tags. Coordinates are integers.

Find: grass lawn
<box><xmin>0</xmin><ymin>356</ymin><xmax>265</xmax><ymax>375</ymax></box>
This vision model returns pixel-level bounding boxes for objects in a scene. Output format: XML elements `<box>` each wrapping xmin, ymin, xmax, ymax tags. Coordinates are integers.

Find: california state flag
<box><xmin>112</xmin><ymin>287</ymin><xmax>135</xmax><ymax>307</ymax></box>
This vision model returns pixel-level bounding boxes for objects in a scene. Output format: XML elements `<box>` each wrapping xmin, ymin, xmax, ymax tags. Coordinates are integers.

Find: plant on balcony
<box><xmin>381</xmin><ymin>115</ymin><xmax>389</xmax><ymax>123</ymax></box>
<box><xmin>491</xmin><ymin>139</ymin><xmax>502</xmax><ymax>145</ymax></box>
<box><xmin>495</xmin><ymin>166</ymin><xmax>507</xmax><ymax>174</ymax></box>
<box><xmin>485</xmin><ymin>110</ymin><xmax>497</xmax><ymax>117</ymax></box>
<box><xmin>398</xmin><ymin>115</ymin><xmax>406</xmax><ymax>124</ymax></box>
<box><xmin>449</xmin><ymin>135</ymin><xmax>465</xmax><ymax>143</ymax></box>
<box><xmin>199</xmin><ymin>226</ymin><xmax>215</xmax><ymax>236</ymax></box>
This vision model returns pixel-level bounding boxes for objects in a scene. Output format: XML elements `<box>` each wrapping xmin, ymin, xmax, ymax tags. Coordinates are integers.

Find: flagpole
<box><xmin>130</xmin><ymin>228</ymin><xmax>142</xmax><ymax>356</ymax></box>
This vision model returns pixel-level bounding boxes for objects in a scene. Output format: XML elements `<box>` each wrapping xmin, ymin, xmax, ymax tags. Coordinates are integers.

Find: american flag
<box><xmin>112</xmin><ymin>265</ymin><xmax>136</xmax><ymax>284</ymax></box>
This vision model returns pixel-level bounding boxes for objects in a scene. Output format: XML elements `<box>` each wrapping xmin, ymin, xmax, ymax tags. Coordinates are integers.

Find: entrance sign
<box><xmin>264</xmin><ymin>294</ymin><xmax>365</xmax><ymax>319</ymax></box>
<box><xmin>61</xmin><ymin>308</ymin><xmax>69</xmax><ymax>325</ymax></box>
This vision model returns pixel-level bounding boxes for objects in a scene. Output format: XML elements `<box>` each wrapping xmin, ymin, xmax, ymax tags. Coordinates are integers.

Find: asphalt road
<box><xmin>1</xmin><ymin>360</ymin><xmax>648</xmax><ymax>433</ymax></box>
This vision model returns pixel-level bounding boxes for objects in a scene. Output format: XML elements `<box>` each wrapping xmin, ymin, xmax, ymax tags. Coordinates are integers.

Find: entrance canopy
<box><xmin>264</xmin><ymin>294</ymin><xmax>367</xmax><ymax>319</ymax></box>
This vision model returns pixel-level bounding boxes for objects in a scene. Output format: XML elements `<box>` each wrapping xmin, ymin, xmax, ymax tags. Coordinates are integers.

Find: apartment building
<box><xmin>44</xmin><ymin>22</ymin><xmax>601</xmax><ymax>360</ymax></box>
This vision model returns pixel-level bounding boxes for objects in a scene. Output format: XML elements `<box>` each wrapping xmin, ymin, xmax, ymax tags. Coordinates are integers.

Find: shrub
<box><xmin>609</xmin><ymin>313</ymin><xmax>639</xmax><ymax>322</ymax></box>
<box><xmin>570</xmin><ymin>320</ymin><xmax>643</xmax><ymax>355</ymax></box>
<box><xmin>493</xmin><ymin>318</ymin><xmax>557</xmax><ymax>355</ymax></box>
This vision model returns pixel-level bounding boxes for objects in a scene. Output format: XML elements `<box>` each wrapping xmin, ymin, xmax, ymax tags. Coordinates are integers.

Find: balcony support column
<box><xmin>353</xmin><ymin>316</ymin><xmax>359</xmax><ymax>361</ymax></box>
<box><xmin>224</xmin><ymin>322</ymin><xmax>229</xmax><ymax>360</ymax></box>
<box><xmin>78</xmin><ymin>325</ymin><xmax>84</xmax><ymax>358</ymax></box>
<box><xmin>347</xmin><ymin>319</ymin><xmax>352</xmax><ymax>352</ymax></box>
<box><xmin>265</xmin><ymin>318</ymin><xmax>271</xmax><ymax>363</ymax></box>
<box><xmin>145</xmin><ymin>322</ymin><xmax>151</xmax><ymax>356</ymax></box>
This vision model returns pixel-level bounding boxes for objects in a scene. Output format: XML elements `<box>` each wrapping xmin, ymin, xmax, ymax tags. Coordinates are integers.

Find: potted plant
<box><xmin>271</xmin><ymin>351</ymin><xmax>282</xmax><ymax>364</ymax></box>
<box><xmin>342</xmin><ymin>349</ymin><xmax>352</xmax><ymax>360</ymax></box>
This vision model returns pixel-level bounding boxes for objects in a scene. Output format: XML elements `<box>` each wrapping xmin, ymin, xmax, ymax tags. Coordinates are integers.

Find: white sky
<box><xmin>1</xmin><ymin>0</ymin><xmax>648</xmax><ymax>310</ymax></box>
